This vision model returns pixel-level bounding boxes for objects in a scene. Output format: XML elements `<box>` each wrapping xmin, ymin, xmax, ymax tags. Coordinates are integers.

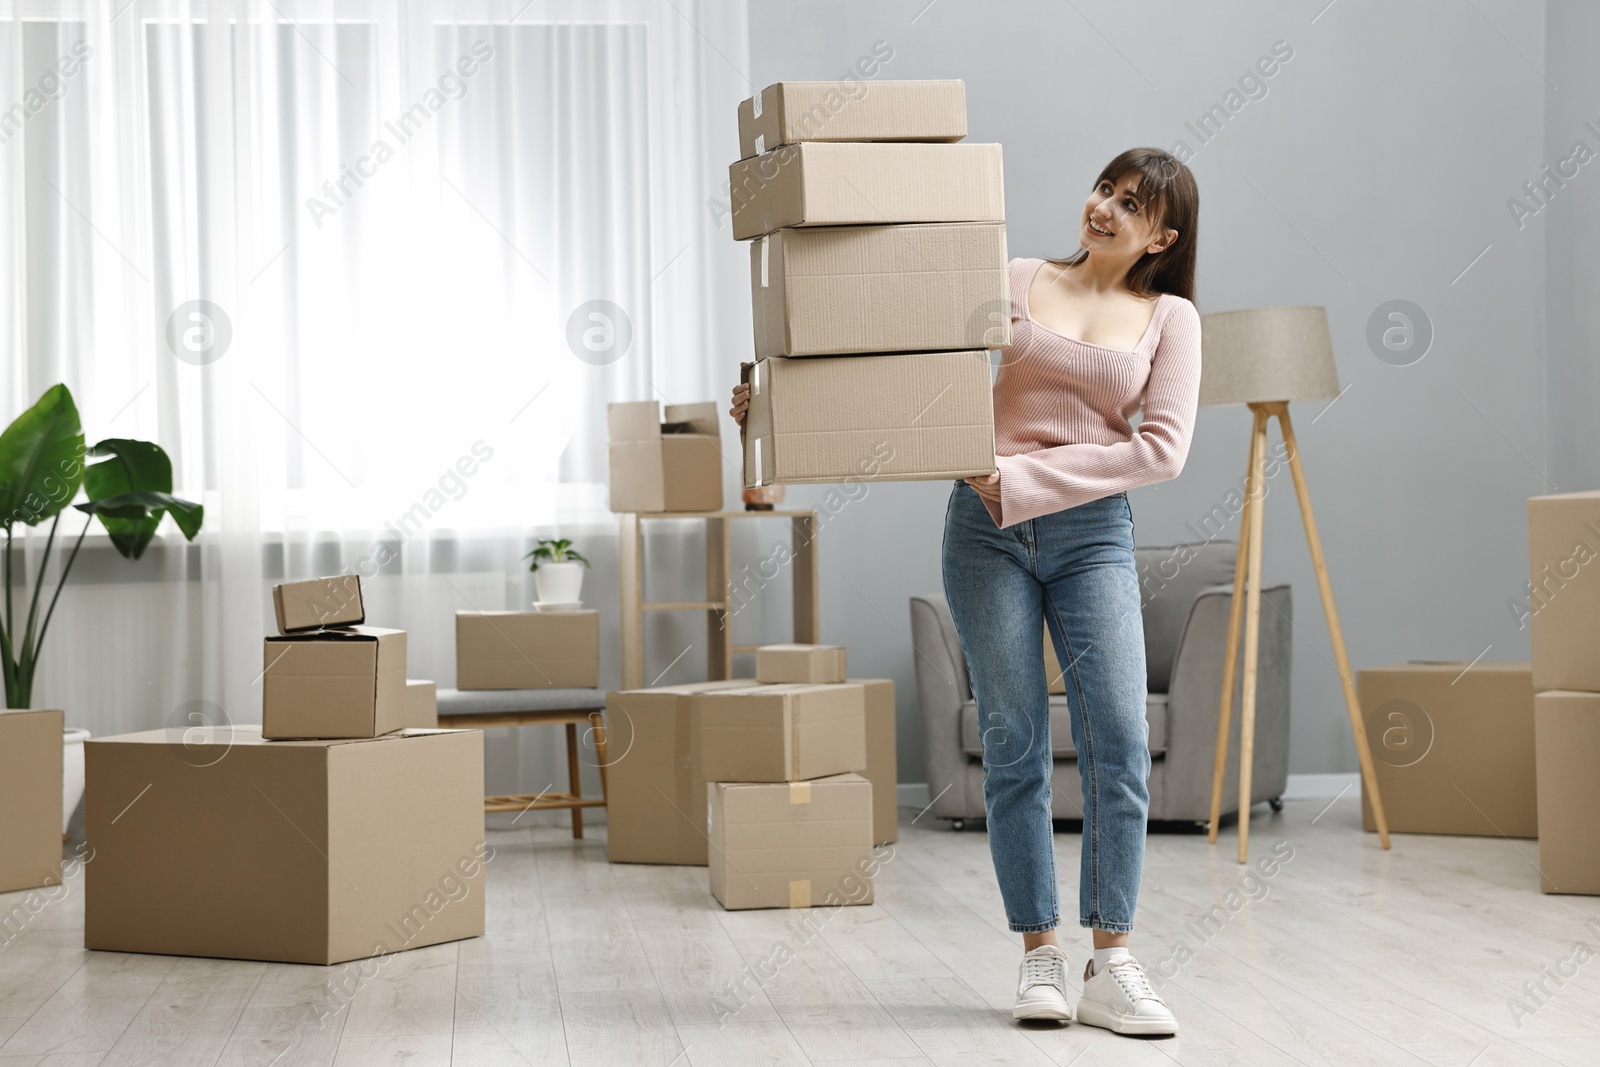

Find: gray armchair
<box><xmin>910</xmin><ymin>540</ymin><xmax>1290</xmax><ymax>827</ymax></box>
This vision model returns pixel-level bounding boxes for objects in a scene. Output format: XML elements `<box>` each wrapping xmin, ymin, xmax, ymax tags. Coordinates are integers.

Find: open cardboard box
<box><xmin>608</xmin><ymin>400</ymin><xmax>723</xmax><ymax>513</ymax></box>
<box><xmin>262</xmin><ymin>626</ymin><xmax>407</xmax><ymax>739</ymax></box>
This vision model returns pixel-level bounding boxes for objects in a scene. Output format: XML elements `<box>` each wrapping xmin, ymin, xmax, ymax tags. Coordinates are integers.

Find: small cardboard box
<box><xmin>1527</xmin><ymin>491</ymin><xmax>1600</xmax><ymax>691</ymax></box>
<box><xmin>405</xmin><ymin>679</ymin><xmax>438</xmax><ymax>729</ymax></box>
<box><xmin>85</xmin><ymin>726</ymin><xmax>486</xmax><ymax>964</ymax></box>
<box><xmin>852</xmin><ymin>678</ymin><xmax>898</xmax><ymax>846</ymax></box>
<box><xmin>0</xmin><ymin>708</ymin><xmax>64</xmax><ymax>894</ymax></box>
<box><xmin>729</xmin><ymin>142</ymin><xmax>1005</xmax><ymax>241</ymax></box>
<box><xmin>456</xmin><ymin>610</ymin><xmax>599</xmax><ymax>690</ymax></box>
<box><xmin>708</xmin><ymin>772</ymin><xmax>875</xmax><ymax>910</ymax></box>
<box><xmin>273</xmin><ymin>575</ymin><xmax>364</xmax><ymax>633</ymax></box>
<box><xmin>741</xmin><ymin>351</ymin><xmax>996</xmax><ymax>487</ymax></box>
<box><xmin>1534</xmin><ymin>690</ymin><xmax>1600</xmax><ymax>895</ymax></box>
<box><xmin>603</xmin><ymin>679</ymin><xmax>755</xmax><ymax>865</ymax></box>
<box><xmin>695</xmin><ymin>682</ymin><xmax>866</xmax><ymax>783</ymax></box>
<box><xmin>757</xmin><ymin>644</ymin><xmax>848</xmax><ymax>685</ymax></box>
<box><xmin>751</xmin><ymin>223</ymin><xmax>1009</xmax><ymax>358</ymax></box>
<box><xmin>737</xmin><ymin>79</ymin><xmax>967</xmax><ymax>159</ymax></box>
<box><xmin>1357</xmin><ymin>662</ymin><xmax>1536</xmax><ymax>838</ymax></box>
<box><xmin>262</xmin><ymin>626</ymin><xmax>407</xmax><ymax>740</ymax></box>
<box><xmin>608</xmin><ymin>400</ymin><xmax>724</xmax><ymax>513</ymax></box>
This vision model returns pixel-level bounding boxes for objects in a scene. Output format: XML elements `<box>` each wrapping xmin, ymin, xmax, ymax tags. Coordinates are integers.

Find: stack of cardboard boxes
<box><xmin>604</xmin><ymin>643</ymin><xmax>896</xmax><ymax>911</ymax></box>
<box><xmin>1527</xmin><ymin>491</ymin><xmax>1600</xmax><ymax>895</ymax></box>
<box><xmin>729</xmin><ymin>80</ymin><xmax>1005</xmax><ymax>488</ymax></box>
<box><xmin>82</xmin><ymin>575</ymin><xmax>486</xmax><ymax>964</ymax></box>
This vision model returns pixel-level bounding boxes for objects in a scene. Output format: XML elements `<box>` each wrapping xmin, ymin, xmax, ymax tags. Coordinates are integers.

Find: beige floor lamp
<box><xmin>1198</xmin><ymin>306</ymin><xmax>1391</xmax><ymax>862</ymax></box>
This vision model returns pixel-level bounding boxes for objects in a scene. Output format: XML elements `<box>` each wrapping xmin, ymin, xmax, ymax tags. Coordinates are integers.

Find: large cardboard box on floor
<box><xmin>0</xmin><ymin>708</ymin><xmax>64</xmax><ymax>894</ymax></box>
<box><xmin>756</xmin><ymin>643</ymin><xmax>847</xmax><ymax>684</ymax></box>
<box><xmin>273</xmin><ymin>574</ymin><xmax>364</xmax><ymax>633</ymax></box>
<box><xmin>695</xmin><ymin>682</ymin><xmax>866</xmax><ymax>782</ymax></box>
<box><xmin>1526</xmin><ymin>491</ymin><xmax>1600</xmax><ymax>690</ymax></box>
<box><xmin>608</xmin><ymin>400</ymin><xmax>723</xmax><ymax>513</ymax></box>
<box><xmin>603</xmin><ymin>679</ymin><xmax>755</xmax><ymax>865</ymax></box>
<box><xmin>262</xmin><ymin>626</ymin><xmax>406</xmax><ymax>740</ymax></box>
<box><xmin>741</xmin><ymin>351</ymin><xmax>996</xmax><ymax>487</ymax></box>
<box><xmin>84</xmin><ymin>726</ymin><xmax>486</xmax><ymax>964</ymax></box>
<box><xmin>737</xmin><ymin>79</ymin><xmax>967</xmax><ymax>159</ymax></box>
<box><xmin>708</xmin><ymin>772</ymin><xmax>875</xmax><ymax>910</ymax></box>
<box><xmin>852</xmin><ymin>678</ymin><xmax>898</xmax><ymax>846</ymax></box>
<box><xmin>728</xmin><ymin>142</ymin><xmax>1005</xmax><ymax>241</ymax></box>
<box><xmin>1533</xmin><ymin>691</ymin><xmax>1600</xmax><ymax>894</ymax></box>
<box><xmin>750</xmin><ymin>223</ymin><xmax>1009</xmax><ymax>358</ymax></box>
<box><xmin>1357</xmin><ymin>662</ymin><xmax>1536</xmax><ymax>838</ymax></box>
<box><xmin>456</xmin><ymin>610</ymin><xmax>598</xmax><ymax>689</ymax></box>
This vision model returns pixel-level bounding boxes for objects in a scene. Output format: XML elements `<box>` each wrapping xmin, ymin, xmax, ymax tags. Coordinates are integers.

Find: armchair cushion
<box><xmin>958</xmin><ymin>694</ymin><xmax>1169</xmax><ymax>759</ymax></box>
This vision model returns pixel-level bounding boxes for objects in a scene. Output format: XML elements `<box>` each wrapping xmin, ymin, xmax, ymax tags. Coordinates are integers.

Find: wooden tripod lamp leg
<box><xmin>1236</xmin><ymin>407</ymin><xmax>1271</xmax><ymax>864</ymax></box>
<box><xmin>1208</xmin><ymin>417</ymin><xmax>1263</xmax><ymax>843</ymax></box>
<box><xmin>1276</xmin><ymin>407</ymin><xmax>1391</xmax><ymax>849</ymax></box>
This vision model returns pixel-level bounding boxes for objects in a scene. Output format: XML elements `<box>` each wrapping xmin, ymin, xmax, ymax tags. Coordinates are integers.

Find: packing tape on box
<box><xmin>755</xmin><ymin>133</ymin><xmax>765</xmax><ymax>155</ymax></box>
<box><xmin>753</xmin><ymin>88</ymin><xmax>763</xmax><ymax>118</ymax></box>
<box><xmin>759</xmin><ymin>235</ymin><xmax>769</xmax><ymax>287</ymax></box>
<box><xmin>789</xmin><ymin>781</ymin><xmax>811</xmax><ymax>805</ymax></box>
<box><xmin>788</xmin><ymin>878</ymin><xmax>810</xmax><ymax>908</ymax></box>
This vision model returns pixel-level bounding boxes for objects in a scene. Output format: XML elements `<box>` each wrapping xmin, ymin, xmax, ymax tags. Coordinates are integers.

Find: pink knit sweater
<box><xmin>983</xmin><ymin>257</ymin><xmax>1203</xmax><ymax>529</ymax></box>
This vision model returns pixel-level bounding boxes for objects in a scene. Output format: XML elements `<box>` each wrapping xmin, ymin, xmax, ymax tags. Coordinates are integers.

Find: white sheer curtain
<box><xmin>2</xmin><ymin>0</ymin><xmax>752</xmax><ymax>800</ymax></box>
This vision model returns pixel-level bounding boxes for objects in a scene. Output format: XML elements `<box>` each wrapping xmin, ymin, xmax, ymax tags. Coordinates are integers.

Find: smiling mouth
<box><xmin>1087</xmin><ymin>217</ymin><xmax>1114</xmax><ymax>237</ymax></box>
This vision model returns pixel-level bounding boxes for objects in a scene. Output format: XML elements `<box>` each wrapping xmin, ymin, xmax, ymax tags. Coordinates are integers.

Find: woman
<box><xmin>730</xmin><ymin>147</ymin><xmax>1200</xmax><ymax>1036</ymax></box>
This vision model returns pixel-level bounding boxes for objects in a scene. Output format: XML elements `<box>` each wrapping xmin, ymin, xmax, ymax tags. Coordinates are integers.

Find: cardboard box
<box><xmin>751</xmin><ymin>223</ymin><xmax>1010</xmax><ymax>358</ymax></box>
<box><xmin>852</xmin><ymin>678</ymin><xmax>898</xmax><ymax>845</ymax></box>
<box><xmin>456</xmin><ymin>610</ymin><xmax>599</xmax><ymax>690</ymax></box>
<box><xmin>1044</xmin><ymin>625</ymin><xmax>1067</xmax><ymax>695</ymax></box>
<box><xmin>273</xmin><ymin>575</ymin><xmax>364</xmax><ymax>633</ymax></box>
<box><xmin>0</xmin><ymin>708</ymin><xmax>64</xmax><ymax>894</ymax></box>
<box><xmin>1534</xmin><ymin>691</ymin><xmax>1600</xmax><ymax>894</ymax></box>
<box><xmin>737</xmin><ymin>79</ymin><xmax>967</xmax><ymax>159</ymax></box>
<box><xmin>1357</xmin><ymin>662</ymin><xmax>1536</xmax><ymax>838</ymax></box>
<box><xmin>729</xmin><ymin>142</ymin><xmax>1005</xmax><ymax>241</ymax></box>
<box><xmin>757</xmin><ymin>644</ymin><xmax>848</xmax><ymax>685</ymax></box>
<box><xmin>405</xmin><ymin>679</ymin><xmax>438</xmax><ymax>729</ymax></box>
<box><xmin>608</xmin><ymin>400</ymin><xmax>724</xmax><ymax>513</ymax></box>
<box><xmin>1527</xmin><ymin>491</ymin><xmax>1600</xmax><ymax>691</ymax></box>
<box><xmin>262</xmin><ymin>626</ymin><xmax>407</xmax><ymax>740</ymax></box>
<box><xmin>85</xmin><ymin>726</ymin><xmax>485</xmax><ymax>964</ymax></box>
<box><xmin>741</xmin><ymin>351</ymin><xmax>996</xmax><ymax>487</ymax></box>
<box><xmin>708</xmin><ymin>773</ymin><xmax>875</xmax><ymax>910</ymax></box>
<box><xmin>603</xmin><ymin>679</ymin><xmax>755</xmax><ymax>865</ymax></box>
<box><xmin>695</xmin><ymin>683</ymin><xmax>866</xmax><ymax>783</ymax></box>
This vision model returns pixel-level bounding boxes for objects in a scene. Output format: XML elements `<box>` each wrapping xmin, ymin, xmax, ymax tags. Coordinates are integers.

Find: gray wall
<box><xmin>745</xmin><ymin>0</ymin><xmax>1575</xmax><ymax>779</ymax></box>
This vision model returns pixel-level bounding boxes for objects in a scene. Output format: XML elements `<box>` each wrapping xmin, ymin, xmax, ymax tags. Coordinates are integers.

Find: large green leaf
<box><xmin>79</xmin><ymin>439</ymin><xmax>201</xmax><ymax>558</ymax></box>
<box><xmin>0</xmin><ymin>384</ymin><xmax>86</xmax><ymax>528</ymax></box>
<box><xmin>76</xmin><ymin>490</ymin><xmax>204</xmax><ymax>559</ymax></box>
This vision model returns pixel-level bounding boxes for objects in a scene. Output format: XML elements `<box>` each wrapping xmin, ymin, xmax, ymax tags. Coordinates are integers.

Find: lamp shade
<box><xmin>1198</xmin><ymin>306</ymin><xmax>1342</xmax><ymax>407</ymax></box>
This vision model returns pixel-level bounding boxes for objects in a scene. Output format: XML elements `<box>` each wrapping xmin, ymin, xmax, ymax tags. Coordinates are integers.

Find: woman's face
<box><xmin>1080</xmin><ymin>173</ymin><xmax>1175</xmax><ymax>258</ymax></box>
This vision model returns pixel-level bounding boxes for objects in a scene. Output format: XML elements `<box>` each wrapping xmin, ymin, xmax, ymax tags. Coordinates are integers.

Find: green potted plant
<box><xmin>523</xmin><ymin>537</ymin><xmax>590</xmax><ymax>608</ymax></box>
<box><xmin>1</xmin><ymin>384</ymin><xmax>204</xmax><ymax>830</ymax></box>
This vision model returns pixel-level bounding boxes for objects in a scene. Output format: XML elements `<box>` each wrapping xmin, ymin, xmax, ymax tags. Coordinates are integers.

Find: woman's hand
<box><xmin>729</xmin><ymin>363</ymin><xmax>752</xmax><ymax>427</ymax></box>
<box><xmin>965</xmin><ymin>469</ymin><xmax>1001</xmax><ymax>504</ymax></box>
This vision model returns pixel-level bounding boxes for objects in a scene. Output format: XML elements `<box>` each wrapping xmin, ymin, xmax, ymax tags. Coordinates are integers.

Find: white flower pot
<box><xmin>534</xmin><ymin>560</ymin><xmax>585</xmax><ymax>605</ymax></box>
<box><xmin>63</xmin><ymin>727</ymin><xmax>90</xmax><ymax>834</ymax></box>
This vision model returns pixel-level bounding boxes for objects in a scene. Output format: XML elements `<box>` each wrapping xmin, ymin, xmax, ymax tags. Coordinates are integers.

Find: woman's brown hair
<box><xmin>1049</xmin><ymin>147</ymin><xmax>1199</xmax><ymax>304</ymax></box>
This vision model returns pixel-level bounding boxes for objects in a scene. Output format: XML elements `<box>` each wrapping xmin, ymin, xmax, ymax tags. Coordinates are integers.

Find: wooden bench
<box><xmin>436</xmin><ymin>687</ymin><xmax>609</xmax><ymax>838</ymax></box>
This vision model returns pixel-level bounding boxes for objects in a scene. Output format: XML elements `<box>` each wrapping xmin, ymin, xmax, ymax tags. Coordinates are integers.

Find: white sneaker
<box><xmin>1075</xmin><ymin>955</ymin><xmax>1178</xmax><ymax>1035</ymax></box>
<box><xmin>1012</xmin><ymin>944</ymin><xmax>1072</xmax><ymax>1022</ymax></box>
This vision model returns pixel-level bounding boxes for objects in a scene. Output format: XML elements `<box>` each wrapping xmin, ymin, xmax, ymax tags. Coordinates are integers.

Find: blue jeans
<box><xmin>941</xmin><ymin>482</ymin><xmax>1151</xmax><ymax>933</ymax></box>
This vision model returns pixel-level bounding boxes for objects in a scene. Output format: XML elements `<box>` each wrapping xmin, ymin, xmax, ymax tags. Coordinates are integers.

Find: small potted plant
<box><xmin>523</xmin><ymin>538</ymin><xmax>590</xmax><ymax>608</ymax></box>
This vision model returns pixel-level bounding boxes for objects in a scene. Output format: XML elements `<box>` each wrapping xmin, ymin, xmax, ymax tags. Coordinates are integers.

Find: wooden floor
<box><xmin>2</xmin><ymin>797</ymin><xmax>1599</xmax><ymax>1066</ymax></box>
